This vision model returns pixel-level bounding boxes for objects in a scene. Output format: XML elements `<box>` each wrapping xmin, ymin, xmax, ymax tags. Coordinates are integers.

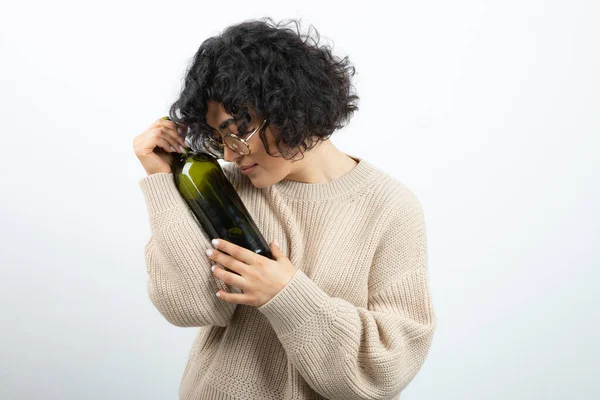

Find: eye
<box><xmin>223</xmin><ymin>122</ymin><xmax>250</xmax><ymax>139</ymax></box>
<box><xmin>208</xmin><ymin>129</ymin><xmax>223</xmax><ymax>143</ymax></box>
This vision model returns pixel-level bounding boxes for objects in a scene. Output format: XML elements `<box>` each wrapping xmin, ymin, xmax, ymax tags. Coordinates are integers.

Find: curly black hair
<box><xmin>167</xmin><ymin>17</ymin><xmax>359</xmax><ymax>160</ymax></box>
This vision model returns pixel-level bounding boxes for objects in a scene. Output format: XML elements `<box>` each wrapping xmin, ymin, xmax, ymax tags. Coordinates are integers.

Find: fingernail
<box><xmin>205</xmin><ymin>249</ymin><xmax>213</xmax><ymax>256</ymax></box>
<box><xmin>170</xmin><ymin>146</ymin><xmax>176</xmax><ymax>153</ymax></box>
<box><xmin>216</xmin><ymin>292</ymin><xmax>221</xmax><ymax>297</ymax></box>
<box><xmin>273</xmin><ymin>240</ymin><xmax>279</xmax><ymax>247</ymax></box>
<box><xmin>212</xmin><ymin>239</ymin><xmax>219</xmax><ymax>247</ymax></box>
<box><xmin>179</xmin><ymin>145</ymin><xmax>186</xmax><ymax>153</ymax></box>
<box><xmin>211</xmin><ymin>265</ymin><xmax>216</xmax><ymax>272</ymax></box>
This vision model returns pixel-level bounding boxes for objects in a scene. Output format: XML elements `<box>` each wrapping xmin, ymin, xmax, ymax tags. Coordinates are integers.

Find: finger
<box><xmin>161</xmin><ymin>125</ymin><xmax>188</xmax><ymax>149</ymax></box>
<box><xmin>212</xmin><ymin>265</ymin><xmax>247</xmax><ymax>289</ymax></box>
<box><xmin>155</xmin><ymin>128</ymin><xmax>185</xmax><ymax>153</ymax></box>
<box><xmin>216</xmin><ymin>290</ymin><xmax>250</xmax><ymax>306</ymax></box>
<box><xmin>206</xmin><ymin>249</ymin><xmax>248</xmax><ymax>275</ymax></box>
<box><xmin>270</xmin><ymin>240</ymin><xmax>284</xmax><ymax>260</ymax></box>
<box><xmin>141</xmin><ymin>135</ymin><xmax>175</xmax><ymax>156</ymax></box>
<box><xmin>154</xmin><ymin>136</ymin><xmax>178</xmax><ymax>155</ymax></box>
<box><xmin>175</xmin><ymin>123</ymin><xmax>189</xmax><ymax>140</ymax></box>
<box><xmin>154</xmin><ymin>118</ymin><xmax>187</xmax><ymax>148</ymax></box>
<box><xmin>160</xmin><ymin>117</ymin><xmax>188</xmax><ymax>148</ymax></box>
<box><xmin>167</xmin><ymin>124</ymin><xmax>188</xmax><ymax>148</ymax></box>
<box><xmin>211</xmin><ymin>239</ymin><xmax>259</xmax><ymax>266</ymax></box>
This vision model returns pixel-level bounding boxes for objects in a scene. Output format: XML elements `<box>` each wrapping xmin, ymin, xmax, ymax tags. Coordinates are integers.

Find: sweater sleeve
<box><xmin>139</xmin><ymin>172</ymin><xmax>236</xmax><ymax>327</ymax></box>
<box><xmin>257</xmin><ymin>192</ymin><xmax>436</xmax><ymax>399</ymax></box>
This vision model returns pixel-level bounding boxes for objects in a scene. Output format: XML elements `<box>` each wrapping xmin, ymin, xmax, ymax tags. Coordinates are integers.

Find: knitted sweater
<box><xmin>138</xmin><ymin>155</ymin><xmax>436</xmax><ymax>400</ymax></box>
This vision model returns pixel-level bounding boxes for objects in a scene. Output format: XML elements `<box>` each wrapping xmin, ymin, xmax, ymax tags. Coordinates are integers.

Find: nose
<box><xmin>223</xmin><ymin>145</ymin><xmax>243</xmax><ymax>163</ymax></box>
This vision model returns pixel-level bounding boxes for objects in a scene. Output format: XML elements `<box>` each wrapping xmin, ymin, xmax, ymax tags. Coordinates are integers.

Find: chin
<box><xmin>249</xmin><ymin>178</ymin><xmax>271</xmax><ymax>189</ymax></box>
<box><xmin>248</xmin><ymin>172</ymin><xmax>282</xmax><ymax>189</ymax></box>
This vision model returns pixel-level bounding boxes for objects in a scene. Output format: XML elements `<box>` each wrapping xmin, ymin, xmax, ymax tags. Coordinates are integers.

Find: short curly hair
<box><xmin>168</xmin><ymin>17</ymin><xmax>359</xmax><ymax>160</ymax></box>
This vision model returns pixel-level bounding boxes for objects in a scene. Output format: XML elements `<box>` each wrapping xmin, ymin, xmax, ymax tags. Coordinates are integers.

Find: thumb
<box><xmin>270</xmin><ymin>240</ymin><xmax>284</xmax><ymax>260</ymax></box>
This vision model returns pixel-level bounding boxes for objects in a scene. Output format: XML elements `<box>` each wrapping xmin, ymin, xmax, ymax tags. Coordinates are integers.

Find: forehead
<box><xmin>205</xmin><ymin>101</ymin><xmax>232</xmax><ymax>129</ymax></box>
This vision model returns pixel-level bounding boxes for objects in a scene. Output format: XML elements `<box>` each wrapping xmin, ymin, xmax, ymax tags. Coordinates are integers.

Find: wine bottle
<box><xmin>168</xmin><ymin>144</ymin><xmax>274</xmax><ymax>264</ymax></box>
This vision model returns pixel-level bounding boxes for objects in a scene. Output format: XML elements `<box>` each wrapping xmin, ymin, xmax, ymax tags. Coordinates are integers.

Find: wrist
<box><xmin>145</xmin><ymin>168</ymin><xmax>172</xmax><ymax>176</ymax></box>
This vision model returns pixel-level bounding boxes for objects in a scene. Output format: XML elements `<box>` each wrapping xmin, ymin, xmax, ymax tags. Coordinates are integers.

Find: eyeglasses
<box><xmin>202</xmin><ymin>118</ymin><xmax>267</xmax><ymax>159</ymax></box>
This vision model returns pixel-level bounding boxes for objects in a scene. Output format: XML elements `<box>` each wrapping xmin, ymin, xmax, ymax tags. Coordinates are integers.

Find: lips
<box><xmin>240</xmin><ymin>163</ymin><xmax>257</xmax><ymax>171</ymax></box>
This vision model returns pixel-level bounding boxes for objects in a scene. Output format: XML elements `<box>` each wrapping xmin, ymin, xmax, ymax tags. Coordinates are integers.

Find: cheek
<box><xmin>250</xmin><ymin>129</ymin><xmax>291</xmax><ymax>180</ymax></box>
<box><xmin>250</xmin><ymin>158</ymin><xmax>289</xmax><ymax>187</ymax></box>
<box><xmin>259</xmin><ymin>159</ymin><xmax>287</xmax><ymax>178</ymax></box>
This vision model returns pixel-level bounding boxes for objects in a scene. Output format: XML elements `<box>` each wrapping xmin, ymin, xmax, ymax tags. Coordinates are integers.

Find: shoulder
<box><xmin>360</xmin><ymin>160</ymin><xmax>425</xmax><ymax>227</ymax></box>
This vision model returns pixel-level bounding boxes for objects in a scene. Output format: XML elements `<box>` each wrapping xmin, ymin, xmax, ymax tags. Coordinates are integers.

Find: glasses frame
<box><xmin>203</xmin><ymin>118</ymin><xmax>268</xmax><ymax>158</ymax></box>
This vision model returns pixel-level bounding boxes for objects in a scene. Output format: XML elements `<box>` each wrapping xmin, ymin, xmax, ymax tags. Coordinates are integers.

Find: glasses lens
<box><xmin>223</xmin><ymin>135</ymin><xmax>250</xmax><ymax>155</ymax></box>
<box><xmin>202</xmin><ymin>135</ymin><xmax>224</xmax><ymax>159</ymax></box>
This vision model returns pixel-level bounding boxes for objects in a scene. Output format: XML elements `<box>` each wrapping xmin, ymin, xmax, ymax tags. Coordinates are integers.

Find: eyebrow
<box><xmin>218</xmin><ymin>118</ymin><xmax>235</xmax><ymax>131</ymax></box>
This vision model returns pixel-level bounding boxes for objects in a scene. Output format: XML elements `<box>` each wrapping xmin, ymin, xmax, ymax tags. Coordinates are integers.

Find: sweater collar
<box><xmin>271</xmin><ymin>155</ymin><xmax>377</xmax><ymax>200</ymax></box>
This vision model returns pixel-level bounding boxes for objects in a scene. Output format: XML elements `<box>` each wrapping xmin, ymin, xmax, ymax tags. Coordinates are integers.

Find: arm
<box><xmin>139</xmin><ymin>172</ymin><xmax>236</xmax><ymax>327</ymax></box>
<box><xmin>257</xmin><ymin>192</ymin><xmax>436</xmax><ymax>399</ymax></box>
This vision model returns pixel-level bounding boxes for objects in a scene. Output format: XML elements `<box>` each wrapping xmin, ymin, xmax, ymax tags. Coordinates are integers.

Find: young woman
<box><xmin>133</xmin><ymin>18</ymin><xmax>436</xmax><ymax>400</ymax></box>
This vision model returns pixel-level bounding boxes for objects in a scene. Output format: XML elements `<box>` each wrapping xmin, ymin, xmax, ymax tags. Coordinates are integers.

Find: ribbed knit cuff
<box><xmin>138</xmin><ymin>173</ymin><xmax>186</xmax><ymax>216</ymax></box>
<box><xmin>258</xmin><ymin>270</ymin><xmax>331</xmax><ymax>336</ymax></box>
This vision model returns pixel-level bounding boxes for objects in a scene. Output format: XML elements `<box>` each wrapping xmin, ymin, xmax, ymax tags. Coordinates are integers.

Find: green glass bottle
<box><xmin>169</xmin><ymin>146</ymin><xmax>274</xmax><ymax>263</ymax></box>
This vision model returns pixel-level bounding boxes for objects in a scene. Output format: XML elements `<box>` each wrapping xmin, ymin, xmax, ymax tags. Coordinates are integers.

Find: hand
<box><xmin>132</xmin><ymin>117</ymin><xmax>189</xmax><ymax>176</ymax></box>
<box><xmin>206</xmin><ymin>239</ymin><xmax>296</xmax><ymax>307</ymax></box>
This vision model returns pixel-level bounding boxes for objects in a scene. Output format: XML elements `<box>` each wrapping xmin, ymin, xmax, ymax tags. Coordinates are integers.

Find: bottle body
<box><xmin>170</xmin><ymin>149</ymin><xmax>273</xmax><ymax>261</ymax></box>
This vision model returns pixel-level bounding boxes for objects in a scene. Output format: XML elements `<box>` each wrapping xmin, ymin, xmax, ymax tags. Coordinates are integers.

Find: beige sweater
<box><xmin>138</xmin><ymin>156</ymin><xmax>436</xmax><ymax>400</ymax></box>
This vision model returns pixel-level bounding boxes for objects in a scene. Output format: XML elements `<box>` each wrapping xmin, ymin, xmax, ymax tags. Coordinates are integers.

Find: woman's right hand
<box><xmin>133</xmin><ymin>117</ymin><xmax>189</xmax><ymax>176</ymax></box>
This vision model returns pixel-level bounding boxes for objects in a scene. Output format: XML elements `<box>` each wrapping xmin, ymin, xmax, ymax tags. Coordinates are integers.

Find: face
<box><xmin>205</xmin><ymin>101</ymin><xmax>295</xmax><ymax>188</ymax></box>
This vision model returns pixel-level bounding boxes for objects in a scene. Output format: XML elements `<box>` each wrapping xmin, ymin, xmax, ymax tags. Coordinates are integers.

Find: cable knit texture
<box><xmin>138</xmin><ymin>155</ymin><xmax>436</xmax><ymax>400</ymax></box>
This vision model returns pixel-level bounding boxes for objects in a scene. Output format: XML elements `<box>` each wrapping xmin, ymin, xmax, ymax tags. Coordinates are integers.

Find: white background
<box><xmin>1</xmin><ymin>0</ymin><xmax>598</xmax><ymax>399</ymax></box>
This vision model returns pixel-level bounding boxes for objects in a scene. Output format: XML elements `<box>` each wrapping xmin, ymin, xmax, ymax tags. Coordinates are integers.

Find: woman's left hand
<box><xmin>206</xmin><ymin>239</ymin><xmax>296</xmax><ymax>307</ymax></box>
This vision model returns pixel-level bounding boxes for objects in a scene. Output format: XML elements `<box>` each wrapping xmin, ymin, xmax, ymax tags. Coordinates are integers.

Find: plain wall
<box><xmin>1</xmin><ymin>0</ymin><xmax>598</xmax><ymax>399</ymax></box>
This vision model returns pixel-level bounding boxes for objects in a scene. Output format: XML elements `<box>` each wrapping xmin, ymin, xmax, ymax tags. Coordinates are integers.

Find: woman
<box><xmin>133</xmin><ymin>18</ymin><xmax>436</xmax><ymax>400</ymax></box>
